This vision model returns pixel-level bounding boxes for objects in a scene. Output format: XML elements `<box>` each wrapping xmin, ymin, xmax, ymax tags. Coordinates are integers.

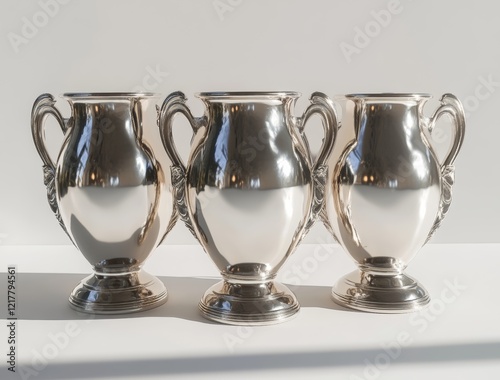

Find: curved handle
<box><xmin>428</xmin><ymin>93</ymin><xmax>466</xmax><ymax>168</ymax></box>
<box><xmin>425</xmin><ymin>93</ymin><xmax>466</xmax><ymax>243</ymax></box>
<box><xmin>31</xmin><ymin>93</ymin><xmax>67</xmax><ymax>171</ymax></box>
<box><xmin>31</xmin><ymin>93</ymin><xmax>72</xmax><ymax>240</ymax></box>
<box><xmin>294</xmin><ymin>92</ymin><xmax>339</xmax><ymax>244</ymax></box>
<box><xmin>158</xmin><ymin>91</ymin><xmax>204</xmax><ymax>172</ymax></box>
<box><xmin>157</xmin><ymin>91</ymin><xmax>205</xmax><ymax>242</ymax></box>
<box><xmin>296</xmin><ymin>92</ymin><xmax>339</xmax><ymax>171</ymax></box>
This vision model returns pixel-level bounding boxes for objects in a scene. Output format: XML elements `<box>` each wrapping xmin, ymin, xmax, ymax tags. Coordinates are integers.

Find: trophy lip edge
<box><xmin>345</xmin><ymin>93</ymin><xmax>432</xmax><ymax>100</ymax></box>
<box><xmin>195</xmin><ymin>91</ymin><xmax>301</xmax><ymax>99</ymax></box>
<box><xmin>62</xmin><ymin>92</ymin><xmax>161</xmax><ymax>99</ymax></box>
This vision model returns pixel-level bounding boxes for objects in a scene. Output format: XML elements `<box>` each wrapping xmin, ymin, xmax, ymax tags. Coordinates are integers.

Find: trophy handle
<box><xmin>31</xmin><ymin>93</ymin><xmax>71</xmax><ymax>238</ymax></box>
<box><xmin>295</xmin><ymin>92</ymin><xmax>339</xmax><ymax>242</ymax></box>
<box><xmin>157</xmin><ymin>91</ymin><xmax>206</xmax><ymax>241</ymax></box>
<box><xmin>426</xmin><ymin>93</ymin><xmax>466</xmax><ymax>242</ymax></box>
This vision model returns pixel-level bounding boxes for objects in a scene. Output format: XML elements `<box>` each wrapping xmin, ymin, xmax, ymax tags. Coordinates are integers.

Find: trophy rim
<box><xmin>62</xmin><ymin>92</ymin><xmax>160</xmax><ymax>99</ymax></box>
<box><xmin>345</xmin><ymin>93</ymin><xmax>432</xmax><ymax>100</ymax></box>
<box><xmin>196</xmin><ymin>91</ymin><xmax>301</xmax><ymax>99</ymax></box>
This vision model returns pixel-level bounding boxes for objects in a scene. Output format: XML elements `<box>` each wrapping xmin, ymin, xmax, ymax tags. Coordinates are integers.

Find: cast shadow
<box><xmin>0</xmin><ymin>272</ymin><xmax>351</xmax><ymax>321</ymax></box>
<box><xmin>0</xmin><ymin>272</ymin><xmax>217</xmax><ymax>323</ymax></box>
<box><xmin>289</xmin><ymin>283</ymin><xmax>353</xmax><ymax>312</ymax></box>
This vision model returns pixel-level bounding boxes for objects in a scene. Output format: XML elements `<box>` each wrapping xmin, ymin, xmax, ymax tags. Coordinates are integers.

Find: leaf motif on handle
<box><xmin>171</xmin><ymin>165</ymin><xmax>200</xmax><ymax>243</ymax></box>
<box><xmin>319</xmin><ymin>207</ymin><xmax>334</xmax><ymax>237</ymax></box>
<box><xmin>155</xmin><ymin>104</ymin><xmax>161</xmax><ymax>129</ymax></box>
<box><xmin>295</xmin><ymin>164</ymin><xmax>328</xmax><ymax>246</ymax></box>
<box><xmin>425</xmin><ymin>165</ymin><xmax>455</xmax><ymax>243</ymax></box>
<box><xmin>43</xmin><ymin>164</ymin><xmax>72</xmax><ymax>242</ymax></box>
<box><xmin>164</xmin><ymin>200</ymin><xmax>179</xmax><ymax>237</ymax></box>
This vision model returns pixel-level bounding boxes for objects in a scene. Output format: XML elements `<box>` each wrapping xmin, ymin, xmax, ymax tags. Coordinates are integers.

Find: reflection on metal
<box><xmin>32</xmin><ymin>93</ymin><xmax>176</xmax><ymax>314</ymax></box>
<box><xmin>159</xmin><ymin>91</ymin><xmax>338</xmax><ymax>324</ymax></box>
<box><xmin>325</xmin><ymin>93</ymin><xmax>465</xmax><ymax>313</ymax></box>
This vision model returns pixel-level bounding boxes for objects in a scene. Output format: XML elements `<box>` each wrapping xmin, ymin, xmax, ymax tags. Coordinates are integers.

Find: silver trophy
<box><xmin>323</xmin><ymin>93</ymin><xmax>465</xmax><ymax>313</ymax></box>
<box><xmin>158</xmin><ymin>91</ymin><xmax>338</xmax><ymax>324</ymax></box>
<box><xmin>31</xmin><ymin>93</ymin><xmax>176</xmax><ymax>314</ymax></box>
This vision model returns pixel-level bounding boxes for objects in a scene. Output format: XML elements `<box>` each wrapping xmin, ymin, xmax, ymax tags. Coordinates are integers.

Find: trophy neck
<box><xmin>202</xmin><ymin>100</ymin><xmax>294</xmax><ymax>136</ymax></box>
<box><xmin>196</xmin><ymin>93</ymin><xmax>300</xmax><ymax>136</ymax></box>
<box><xmin>68</xmin><ymin>100</ymin><xmax>146</xmax><ymax>141</ymax></box>
<box><xmin>350</xmin><ymin>96</ymin><xmax>429</xmax><ymax>139</ymax></box>
<box><xmin>63</xmin><ymin>93</ymin><xmax>158</xmax><ymax>137</ymax></box>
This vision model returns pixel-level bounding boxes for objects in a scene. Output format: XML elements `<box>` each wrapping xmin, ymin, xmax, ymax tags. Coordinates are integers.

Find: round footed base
<box><xmin>69</xmin><ymin>270</ymin><xmax>167</xmax><ymax>314</ymax></box>
<box><xmin>331</xmin><ymin>270</ymin><xmax>430</xmax><ymax>313</ymax></box>
<box><xmin>199</xmin><ymin>280</ymin><xmax>300</xmax><ymax>325</ymax></box>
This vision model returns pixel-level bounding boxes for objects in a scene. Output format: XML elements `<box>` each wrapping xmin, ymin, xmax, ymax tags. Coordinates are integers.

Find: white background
<box><xmin>1</xmin><ymin>0</ymin><xmax>499</xmax><ymax>246</ymax></box>
<box><xmin>1</xmin><ymin>3</ymin><xmax>500</xmax><ymax>379</ymax></box>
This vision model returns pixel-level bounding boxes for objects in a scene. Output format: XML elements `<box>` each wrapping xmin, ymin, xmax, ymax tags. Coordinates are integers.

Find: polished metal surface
<box><xmin>324</xmin><ymin>93</ymin><xmax>465</xmax><ymax>313</ymax></box>
<box><xmin>31</xmin><ymin>93</ymin><xmax>175</xmax><ymax>314</ymax></box>
<box><xmin>159</xmin><ymin>91</ymin><xmax>338</xmax><ymax>325</ymax></box>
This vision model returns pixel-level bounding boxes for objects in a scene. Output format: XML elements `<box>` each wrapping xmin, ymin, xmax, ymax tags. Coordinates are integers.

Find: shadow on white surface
<box><xmin>0</xmin><ymin>273</ymin><xmax>350</xmax><ymax>322</ymax></box>
<box><xmin>1</xmin><ymin>273</ymin><xmax>500</xmax><ymax>378</ymax></box>
<box><xmin>290</xmin><ymin>284</ymin><xmax>352</xmax><ymax>312</ymax></box>
<box><xmin>1</xmin><ymin>273</ymin><xmax>217</xmax><ymax>322</ymax></box>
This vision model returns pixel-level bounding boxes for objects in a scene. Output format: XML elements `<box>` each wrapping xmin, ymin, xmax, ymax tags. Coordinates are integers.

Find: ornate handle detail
<box><xmin>31</xmin><ymin>94</ymin><xmax>71</xmax><ymax>239</ymax></box>
<box><xmin>157</xmin><ymin>91</ymin><xmax>206</xmax><ymax>242</ymax></box>
<box><xmin>295</xmin><ymin>92</ymin><xmax>339</xmax><ymax>241</ymax></box>
<box><xmin>426</xmin><ymin>93</ymin><xmax>466</xmax><ymax>242</ymax></box>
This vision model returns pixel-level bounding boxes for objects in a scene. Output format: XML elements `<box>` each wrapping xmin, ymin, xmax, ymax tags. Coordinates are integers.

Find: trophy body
<box><xmin>324</xmin><ymin>93</ymin><xmax>465</xmax><ymax>313</ymax></box>
<box><xmin>32</xmin><ymin>93</ymin><xmax>175</xmax><ymax>314</ymax></box>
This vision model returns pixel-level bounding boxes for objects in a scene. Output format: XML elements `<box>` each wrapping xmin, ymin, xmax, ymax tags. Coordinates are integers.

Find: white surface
<box><xmin>0</xmin><ymin>243</ymin><xmax>499</xmax><ymax>379</ymax></box>
<box><xmin>1</xmin><ymin>0</ymin><xmax>500</xmax><ymax>245</ymax></box>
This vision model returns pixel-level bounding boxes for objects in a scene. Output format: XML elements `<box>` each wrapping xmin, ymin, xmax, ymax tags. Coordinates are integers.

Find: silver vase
<box><xmin>323</xmin><ymin>93</ymin><xmax>465</xmax><ymax>313</ymax></box>
<box><xmin>158</xmin><ymin>91</ymin><xmax>338</xmax><ymax>324</ymax></box>
<box><xmin>31</xmin><ymin>93</ymin><xmax>176</xmax><ymax>314</ymax></box>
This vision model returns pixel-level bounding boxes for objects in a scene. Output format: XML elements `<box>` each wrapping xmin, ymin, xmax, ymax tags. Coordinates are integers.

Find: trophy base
<box><xmin>331</xmin><ymin>270</ymin><xmax>430</xmax><ymax>313</ymax></box>
<box><xmin>69</xmin><ymin>270</ymin><xmax>167</xmax><ymax>314</ymax></box>
<box><xmin>199</xmin><ymin>280</ymin><xmax>300</xmax><ymax>325</ymax></box>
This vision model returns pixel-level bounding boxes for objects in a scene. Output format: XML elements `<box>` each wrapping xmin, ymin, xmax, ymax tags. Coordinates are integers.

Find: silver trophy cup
<box><xmin>158</xmin><ymin>91</ymin><xmax>338</xmax><ymax>325</ymax></box>
<box><xmin>31</xmin><ymin>93</ymin><xmax>176</xmax><ymax>314</ymax></box>
<box><xmin>323</xmin><ymin>93</ymin><xmax>465</xmax><ymax>313</ymax></box>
